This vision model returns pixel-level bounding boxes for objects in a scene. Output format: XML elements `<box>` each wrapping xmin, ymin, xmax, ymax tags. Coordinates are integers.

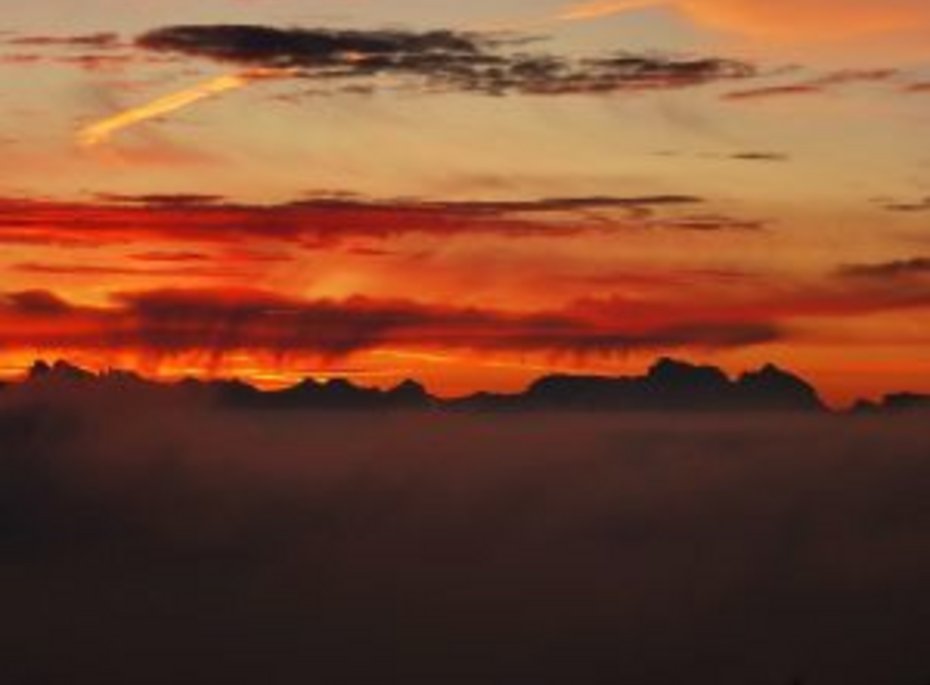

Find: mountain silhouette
<box><xmin>28</xmin><ymin>359</ymin><xmax>96</xmax><ymax>383</ymax></box>
<box><xmin>208</xmin><ymin>376</ymin><xmax>434</xmax><ymax>411</ymax></box>
<box><xmin>511</xmin><ymin>358</ymin><xmax>824</xmax><ymax>412</ymax></box>
<box><xmin>734</xmin><ymin>363</ymin><xmax>824</xmax><ymax>411</ymax></box>
<box><xmin>0</xmin><ymin>356</ymin><xmax>854</xmax><ymax>413</ymax></box>
<box><xmin>853</xmin><ymin>392</ymin><xmax>930</xmax><ymax>415</ymax></box>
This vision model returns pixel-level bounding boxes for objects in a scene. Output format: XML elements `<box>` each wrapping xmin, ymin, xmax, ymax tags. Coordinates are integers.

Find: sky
<box><xmin>1</xmin><ymin>0</ymin><xmax>929</xmax><ymax>404</ymax></box>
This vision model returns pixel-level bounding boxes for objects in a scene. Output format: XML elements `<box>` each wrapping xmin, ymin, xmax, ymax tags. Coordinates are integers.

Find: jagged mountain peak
<box><xmin>3</xmin><ymin>357</ymin><xmax>924</xmax><ymax>414</ymax></box>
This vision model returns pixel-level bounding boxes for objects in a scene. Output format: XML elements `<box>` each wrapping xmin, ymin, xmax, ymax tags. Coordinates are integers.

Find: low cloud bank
<box><xmin>0</xmin><ymin>391</ymin><xmax>927</xmax><ymax>684</ymax></box>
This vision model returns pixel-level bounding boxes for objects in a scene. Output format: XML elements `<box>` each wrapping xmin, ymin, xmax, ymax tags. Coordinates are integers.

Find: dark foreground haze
<box><xmin>1</xmin><ymin>389</ymin><xmax>927</xmax><ymax>684</ymax></box>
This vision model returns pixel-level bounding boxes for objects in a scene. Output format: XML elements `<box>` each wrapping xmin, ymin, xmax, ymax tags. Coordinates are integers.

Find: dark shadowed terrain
<box><xmin>0</xmin><ymin>371</ymin><xmax>928</xmax><ymax>684</ymax></box>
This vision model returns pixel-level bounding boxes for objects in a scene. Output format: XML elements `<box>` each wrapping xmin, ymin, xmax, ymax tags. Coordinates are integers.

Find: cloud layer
<box><xmin>0</xmin><ymin>194</ymin><xmax>736</xmax><ymax>248</ymax></box>
<box><xmin>136</xmin><ymin>24</ymin><xmax>756</xmax><ymax>96</ymax></box>
<box><xmin>0</xmin><ymin>394</ymin><xmax>927</xmax><ymax>684</ymax></box>
<box><xmin>0</xmin><ymin>287</ymin><xmax>780</xmax><ymax>360</ymax></box>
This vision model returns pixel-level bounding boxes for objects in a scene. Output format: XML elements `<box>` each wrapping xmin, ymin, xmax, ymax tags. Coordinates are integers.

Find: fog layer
<box><xmin>1</xmin><ymin>392</ymin><xmax>927</xmax><ymax>684</ymax></box>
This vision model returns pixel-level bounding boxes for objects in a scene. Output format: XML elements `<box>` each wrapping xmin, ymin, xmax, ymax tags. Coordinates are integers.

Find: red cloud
<box><xmin>0</xmin><ymin>194</ymin><xmax>716</xmax><ymax>249</ymax></box>
<box><xmin>0</xmin><ymin>287</ymin><xmax>780</xmax><ymax>361</ymax></box>
<box><xmin>2</xmin><ymin>273</ymin><xmax>928</xmax><ymax>367</ymax></box>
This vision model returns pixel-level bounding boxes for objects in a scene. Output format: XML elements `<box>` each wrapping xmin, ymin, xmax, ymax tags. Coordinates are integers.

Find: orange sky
<box><xmin>559</xmin><ymin>0</ymin><xmax>930</xmax><ymax>38</ymax></box>
<box><xmin>1</xmin><ymin>0</ymin><xmax>928</xmax><ymax>406</ymax></box>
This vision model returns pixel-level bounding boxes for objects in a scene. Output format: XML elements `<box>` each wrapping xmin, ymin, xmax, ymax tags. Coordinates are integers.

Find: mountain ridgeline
<box><xmin>9</xmin><ymin>356</ymin><xmax>927</xmax><ymax>414</ymax></box>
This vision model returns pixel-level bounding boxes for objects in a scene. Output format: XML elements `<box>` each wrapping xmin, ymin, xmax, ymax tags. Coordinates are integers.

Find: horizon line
<box><xmin>5</xmin><ymin>356</ymin><xmax>928</xmax><ymax>414</ymax></box>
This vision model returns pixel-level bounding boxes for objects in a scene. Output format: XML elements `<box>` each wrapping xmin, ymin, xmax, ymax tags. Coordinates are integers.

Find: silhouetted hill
<box><xmin>5</xmin><ymin>356</ymin><xmax>926</xmax><ymax>414</ymax></box>
<box><xmin>28</xmin><ymin>359</ymin><xmax>95</xmax><ymax>384</ymax></box>
<box><xmin>883</xmin><ymin>393</ymin><xmax>930</xmax><ymax>412</ymax></box>
<box><xmin>445</xmin><ymin>390</ymin><xmax>525</xmax><ymax>412</ymax></box>
<box><xmin>212</xmin><ymin>377</ymin><xmax>434</xmax><ymax>411</ymax></box>
<box><xmin>385</xmin><ymin>379</ymin><xmax>433</xmax><ymax>409</ymax></box>
<box><xmin>853</xmin><ymin>392</ymin><xmax>930</xmax><ymax>415</ymax></box>
<box><xmin>513</xmin><ymin>358</ymin><xmax>824</xmax><ymax>412</ymax></box>
<box><xmin>734</xmin><ymin>363</ymin><xmax>824</xmax><ymax>412</ymax></box>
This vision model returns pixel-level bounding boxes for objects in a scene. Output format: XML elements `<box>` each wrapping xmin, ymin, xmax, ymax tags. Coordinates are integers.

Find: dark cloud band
<box><xmin>0</xmin><ymin>194</ymin><xmax>744</xmax><ymax>249</ymax></box>
<box><xmin>0</xmin><ymin>288</ymin><xmax>781</xmax><ymax>359</ymax></box>
<box><xmin>136</xmin><ymin>24</ymin><xmax>756</xmax><ymax>96</ymax></box>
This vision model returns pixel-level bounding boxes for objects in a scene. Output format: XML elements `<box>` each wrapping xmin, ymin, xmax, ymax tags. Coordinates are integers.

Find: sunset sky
<box><xmin>2</xmin><ymin>0</ymin><xmax>929</xmax><ymax>404</ymax></box>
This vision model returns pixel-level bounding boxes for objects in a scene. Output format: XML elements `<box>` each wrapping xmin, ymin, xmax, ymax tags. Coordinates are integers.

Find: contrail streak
<box><xmin>556</xmin><ymin>0</ymin><xmax>657</xmax><ymax>21</ymax></box>
<box><xmin>78</xmin><ymin>68</ymin><xmax>295</xmax><ymax>148</ymax></box>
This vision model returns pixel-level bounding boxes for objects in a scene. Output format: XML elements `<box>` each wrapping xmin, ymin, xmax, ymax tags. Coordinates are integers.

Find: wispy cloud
<box><xmin>838</xmin><ymin>257</ymin><xmax>930</xmax><ymax>280</ymax></box>
<box><xmin>724</xmin><ymin>69</ymin><xmax>898</xmax><ymax>101</ymax></box>
<box><xmin>7</xmin><ymin>32</ymin><xmax>122</xmax><ymax>49</ymax></box>
<box><xmin>556</xmin><ymin>0</ymin><xmax>657</xmax><ymax>21</ymax></box>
